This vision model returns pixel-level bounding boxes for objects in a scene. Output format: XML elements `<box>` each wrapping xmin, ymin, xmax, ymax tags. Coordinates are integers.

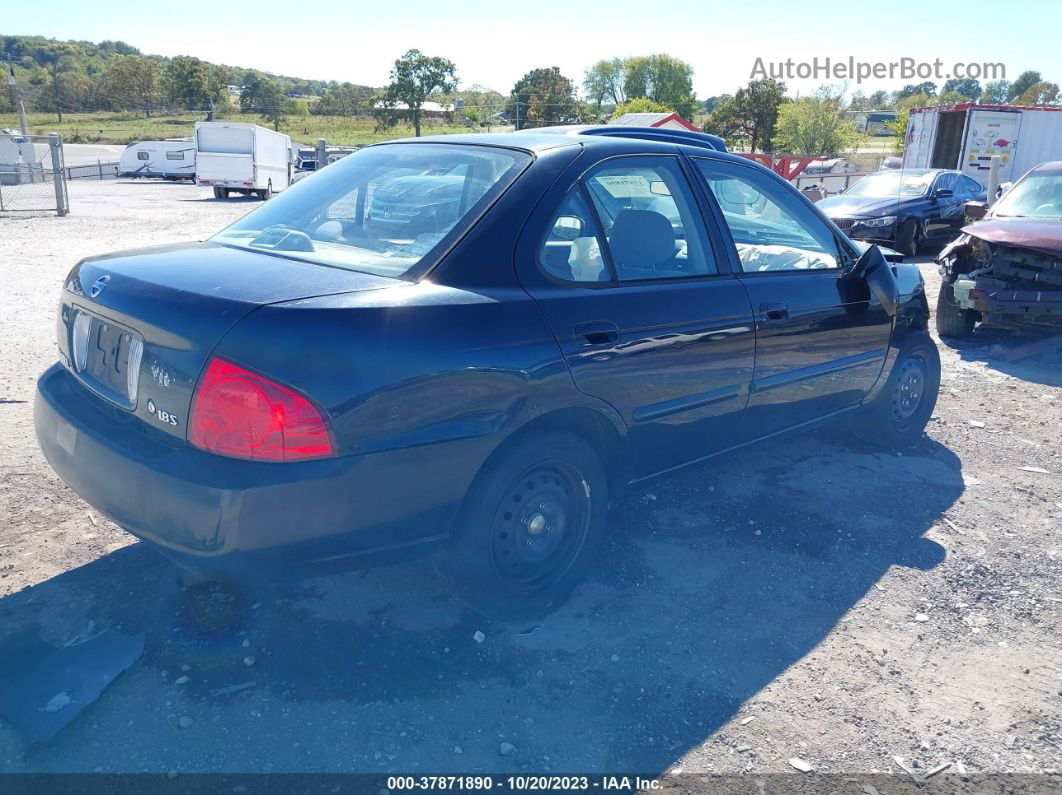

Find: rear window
<box><xmin>212</xmin><ymin>143</ymin><xmax>529</xmax><ymax>279</ymax></box>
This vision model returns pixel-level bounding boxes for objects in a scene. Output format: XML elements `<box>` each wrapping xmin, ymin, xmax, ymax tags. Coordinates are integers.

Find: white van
<box><xmin>118</xmin><ymin>138</ymin><xmax>195</xmax><ymax>180</ymax></box>
<box><xmin>194</xmin><ymin>122</ymin><xmax>292</xmax><ymax>199</ymax></box>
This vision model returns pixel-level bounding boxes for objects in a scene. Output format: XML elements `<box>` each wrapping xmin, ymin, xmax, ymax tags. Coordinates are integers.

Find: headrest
<box><xmin>608</xmin><ymin>209</ymin><xmax>674</xmax><ymax>271</ymax></box>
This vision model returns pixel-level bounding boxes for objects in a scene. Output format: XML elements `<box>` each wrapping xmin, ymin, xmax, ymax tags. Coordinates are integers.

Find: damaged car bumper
<box><xmin>938</xmin><ymin>232</ymin><xmax>1062</xmax><ymax>328</ymax></box>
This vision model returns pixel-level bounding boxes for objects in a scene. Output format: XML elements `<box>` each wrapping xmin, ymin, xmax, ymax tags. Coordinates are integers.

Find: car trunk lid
<box><xmin>60</xmin><ymin>242</ymin><xmax>399</xmax><ymax>442</ymax></box>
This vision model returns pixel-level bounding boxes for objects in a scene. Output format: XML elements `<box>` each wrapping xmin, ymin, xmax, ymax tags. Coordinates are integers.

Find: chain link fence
<box><xmin>66</xmin><ymin>161</ymin><xmax>119</xmax><ymax>181</ymax></box>
<box><xmin>0</xmin><ymin>133</ymin><xmax>69</xmax><ymax>216</ymax></box>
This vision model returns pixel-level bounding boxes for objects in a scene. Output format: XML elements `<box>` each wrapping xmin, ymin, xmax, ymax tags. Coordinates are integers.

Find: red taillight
<box><xmin>188</xmin><ymin>358</ymin><xmax>335</xmax><ymax>462</ymax></box>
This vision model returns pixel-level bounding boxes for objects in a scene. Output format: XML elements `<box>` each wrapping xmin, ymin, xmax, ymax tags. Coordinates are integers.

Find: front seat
<box><xmin>607</xmin><ymin>209</ymin><xmax>676</xmax><ymax>278</ymax></box>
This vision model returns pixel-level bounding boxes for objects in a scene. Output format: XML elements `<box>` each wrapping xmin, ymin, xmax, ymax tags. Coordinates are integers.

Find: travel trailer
<box><xmin>117</xmin><ymin>138</ymin><xmax>195</xmax><ymax>180</ymax></box>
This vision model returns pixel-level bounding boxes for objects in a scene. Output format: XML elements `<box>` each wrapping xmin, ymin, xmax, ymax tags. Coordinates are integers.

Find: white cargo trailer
<box><xmin>194</xmin><ymin>122</ymin><xmax>292</xmax><ymax>199</ymax></box>
<box><xmin>902</xmin><ymin>104</ymin><xmax>1062</xmax><ymax>185</ymax></box>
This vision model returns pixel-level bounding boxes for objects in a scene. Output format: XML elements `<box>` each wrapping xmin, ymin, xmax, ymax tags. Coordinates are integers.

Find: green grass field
<box><xmin>0</xmin><ymin>112</ymin><xmax>473</xmax><ymax>147</ymax></box>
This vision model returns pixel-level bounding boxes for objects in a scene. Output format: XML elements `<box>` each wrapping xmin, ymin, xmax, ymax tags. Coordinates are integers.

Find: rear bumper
<box><xmin>34</xmin><ymin>364</ymin><xmax>477</xmax><ymax>576</ymax></box>
<box><xmin>198</xmin><ymin>180</ymin><xmax>255</xmax><ymax>189</ymax></box>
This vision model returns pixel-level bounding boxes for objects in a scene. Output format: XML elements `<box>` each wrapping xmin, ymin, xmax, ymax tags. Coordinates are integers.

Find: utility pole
<box><xmin>6</xmin><ymin>63</ymin><xmax>30</xmax><ymax>136</ymax></box>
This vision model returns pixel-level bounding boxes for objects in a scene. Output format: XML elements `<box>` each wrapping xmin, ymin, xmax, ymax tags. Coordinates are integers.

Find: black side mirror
<box><xmin>933</xmin><ymin>188</ymin><xmax>954</xmax><ymax>200</ymax></box>
<box><xmin>847</xmin><ymin>245</ymin><xmax>899</xmax><ymax>316</ymax></box>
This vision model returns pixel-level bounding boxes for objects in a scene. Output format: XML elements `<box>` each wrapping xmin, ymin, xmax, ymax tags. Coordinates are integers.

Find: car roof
<box><xmin>1029</xmin><ymin>160</ymin><xmax>1062</xmax><ymax>175</ymax></box>
<box><xmin>375</xmin><ymin>128</ymin><xmax>752</xmax><ymax>167</ymax></box>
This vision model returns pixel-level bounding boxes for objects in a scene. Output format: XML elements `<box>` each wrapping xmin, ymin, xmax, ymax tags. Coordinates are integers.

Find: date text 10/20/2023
<box><xmin>385</xmin><ymin>776</ymin><xmax>664</xmax><ymax>791</ymax></box>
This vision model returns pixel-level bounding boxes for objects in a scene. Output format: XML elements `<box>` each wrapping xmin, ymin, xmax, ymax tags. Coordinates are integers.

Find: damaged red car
<box><xmin>936</xmin><ymin>161</ymin><xmax>1062</xmax><ymax>337</ymax></box>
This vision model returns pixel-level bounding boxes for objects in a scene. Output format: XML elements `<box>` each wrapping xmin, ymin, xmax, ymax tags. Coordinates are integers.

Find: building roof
<box><xmin>608</xmin><ymin>112</ymin><xmax>699</xmax><ymax>131</ymax></box>
<box><xmin>373</xmin><ymin>101</ymin><xmax>454</xmax><ymax>113</ymax></box>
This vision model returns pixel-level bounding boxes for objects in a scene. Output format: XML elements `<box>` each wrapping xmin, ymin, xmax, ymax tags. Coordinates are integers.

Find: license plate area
<box><xmin>73</xmin><ymin>310</ymin><xmax>143</xmax><ymax>408</ymax></box>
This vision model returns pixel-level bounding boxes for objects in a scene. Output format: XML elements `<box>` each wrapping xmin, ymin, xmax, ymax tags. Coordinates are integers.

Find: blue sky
<box><xmin>6</xmin><ymin>0</ymin><xmax>1059</xmax><ymax>97</ymax></box>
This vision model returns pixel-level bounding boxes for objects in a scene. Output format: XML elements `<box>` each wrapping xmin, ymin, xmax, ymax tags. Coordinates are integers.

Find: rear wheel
<box><xmin>259</xmin><ymin>180</ymin><xmax>273</xmax><ymax>200</ymax></box>
<box><xmin>935</xmin><ymin>280</ymin><xmax>977</xmax><ymax>338</ymax></box>
<box><xmin>851</xmin><ymin>332</ymin><xmax>940</xmax><ymax>448</ymax></box>
<box><xmin>213</xmin><ymin>187</ymin><xmax>228</xmax><ymax>199</ymax></box>
<box><xmin>895</xmin><ymin>218</ymin><xmax>923</xmax><ymax>258</ymax></box>
<box><xmin>437</xmin><ymin>432</ymin><xmax>608</xmax><ymax>619</ymax></box>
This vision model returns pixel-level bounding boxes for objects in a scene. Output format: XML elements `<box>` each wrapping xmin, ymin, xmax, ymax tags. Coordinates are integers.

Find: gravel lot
<box><xmin>1</xmin><ymin>180</ymin><xmax>1060</xmax><ymax>781</ymax></box>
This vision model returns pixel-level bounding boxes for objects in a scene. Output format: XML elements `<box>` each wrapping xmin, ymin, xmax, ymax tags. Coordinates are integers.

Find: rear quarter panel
<box><xmin>215</xmin><ymin>282</ymin><xmax>578</xmax><ymax>456</ymax></box>
<box><xmin>211</xmin><ymin>282</ymin><xmax>601</xmax><ymax>547</ymax></box>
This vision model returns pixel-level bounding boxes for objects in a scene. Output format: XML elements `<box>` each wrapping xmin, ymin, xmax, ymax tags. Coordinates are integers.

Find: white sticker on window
<box><xmin>595</xmin><ymin>175</ymin><xmax>655</xmax><ymax>198</ymax></box>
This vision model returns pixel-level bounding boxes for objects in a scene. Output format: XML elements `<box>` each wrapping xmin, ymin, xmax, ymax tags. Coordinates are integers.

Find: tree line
<box><xmin>3</xmin><ymin>34</ymin><xmax>1058</xmax><ymax>156</ymax></box>
<box><xmin>0</xmin><ymin>34</ymin><xmax>366</xmax><ymax>121</ymax></box>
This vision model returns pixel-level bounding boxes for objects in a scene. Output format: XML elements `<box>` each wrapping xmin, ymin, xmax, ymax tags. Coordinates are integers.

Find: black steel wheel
<box><xmin>488</xmin><ymin>461</ymin><xmax>591</xmax><ymax>595</ymax></box>
<box><xmin>851</xmin><ymin>332</ymin><xmax>940</xmax><ymax>448</ymax></box>
<box><xmin>438</xmin><ymin>431</ymin><xmax>608</xmax><ymax>619</ymax></box>
<box><xmin>890</xmin><ymin>353</ymin><xmax>929</xmax><ymax>432</ymax></box>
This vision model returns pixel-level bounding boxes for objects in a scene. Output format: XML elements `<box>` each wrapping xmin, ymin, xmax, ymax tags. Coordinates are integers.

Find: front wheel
<box><xmin>850</xmin><ymin>332</ymin><xmax>940</xmax><ymax>448</ymax></box>
<box><xmin>437</xmin><ymin>432</ymin><xmax>608</xmax><ymax>619</ymax></box>
<box><xmin>895</xmin><ymin>218</ymin><xmax>923</xmax><ymax>258</ymax></box>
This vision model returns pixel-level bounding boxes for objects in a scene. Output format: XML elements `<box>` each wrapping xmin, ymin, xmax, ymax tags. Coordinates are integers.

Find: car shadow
<box><xmin>181</xmin><ymin>197</ymin><xmax>263</xmax><ymax>204</ymax></box>
<box><xmin>114</xmin><ymin>180</ymin><xmax>197</xmax><ymax>187</ymax></box>
<box><xmin>0</xmin><ymin>432</ymin><xmax>961</xmax><ymax>773</ymax></box>
<box><xmin>940</xmin><ymin>326</ymin><xmax>1062</xmax><ymax>388</ymax></box>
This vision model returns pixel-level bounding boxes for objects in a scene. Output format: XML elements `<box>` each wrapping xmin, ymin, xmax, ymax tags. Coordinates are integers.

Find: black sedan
<box><xmin>817</xmin><ymin>168</ymin><xmax>986</xmax><ymax>256</ymax></box>
<box><xmin>35</xmin><ymin>128</ymin><xmax>940</xmax><ymax>618</ymax></box>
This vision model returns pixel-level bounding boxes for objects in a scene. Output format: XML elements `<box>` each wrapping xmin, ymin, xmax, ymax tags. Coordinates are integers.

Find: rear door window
<box><xmin>538</xmin><ymin>157</ymin><xmax>718</xmax><ymax>284</ymax></box>
<box><xmin>583</xmin><ymin>158</ymin><xmax>716</xmax><ymax>281</ymax></box>
<box><xmin>540</xmin><ymin>188</ymin><xmax>609</xmax><ymax>282</ymax></box>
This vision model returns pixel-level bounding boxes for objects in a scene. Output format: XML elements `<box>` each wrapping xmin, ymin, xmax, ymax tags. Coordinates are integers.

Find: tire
<box><xmin>212</xmin><ymin>187</ymin><xmax>225</xmax><ymax>199</ymax></box>
<box><xmin>935</xmin><ymin>281</ymin><xmax>977</xmax><ymax>338</ymax></box>
<box><xmin>895</xmin><ymin>218</ymin><xmax>923</xmax><ymax>258</ymax></box>
<box><xmin>260</xmin><ymin>181</ymin><xmax>273</xmax><ymax>201</ymax></box>
<box><xmin>436</xmin><ymin>431</ymin><xmax>608</xmax><ymax>619</ymax></box>
<box><xmin>851</xmin><ymin>332</ymin><xmax>940</xmax><ymax>448</ymax></box>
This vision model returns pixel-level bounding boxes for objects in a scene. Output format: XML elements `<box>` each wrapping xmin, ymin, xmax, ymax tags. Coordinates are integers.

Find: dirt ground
<box><xmin>0</xmin><ymin>180</ymin><xmax>1060</xmax><ymax>780</ymax></box>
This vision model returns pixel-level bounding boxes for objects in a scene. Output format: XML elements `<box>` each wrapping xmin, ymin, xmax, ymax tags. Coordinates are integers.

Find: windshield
<box><xmin>212</xmin><ymin>143</ymin><xmax>530</xmax><ymax>278</ymax></box>
<box><xmin>992</xmin><ymin>172</ymin><xmax>1062</xmax><ymax>219</ymax></box>
<box><xmin>846</xmin><ymin>171</ymin><xmax>934</xmax><ymax>198</ymax></box>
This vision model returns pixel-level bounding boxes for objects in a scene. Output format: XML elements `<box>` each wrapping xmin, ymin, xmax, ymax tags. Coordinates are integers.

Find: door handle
<box><xmin>575</xmin><ymin>321</ymin><xmax>620</xmax><ymax>346</ymax></box>
<box><xmin>760</xmin><ymin>302</ymin><xmax>789</xmax><ymax>320</ymax></box>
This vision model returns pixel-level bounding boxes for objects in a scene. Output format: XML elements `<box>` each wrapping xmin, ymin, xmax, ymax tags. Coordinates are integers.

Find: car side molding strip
<box><xmin>632</xmin><ymin>383</ymin><xmax>744</xmax><ymax>422</ymax></box>
<box><xmin>750</xmin><ymin>349</ymin><xmax>886</xmax><ymax>395</ymax></box>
